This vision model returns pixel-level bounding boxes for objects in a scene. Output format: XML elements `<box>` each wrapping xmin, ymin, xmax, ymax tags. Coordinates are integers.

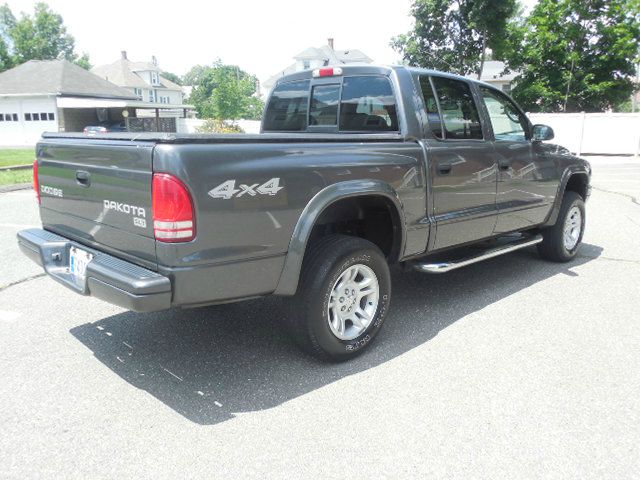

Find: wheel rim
<box><xmin>327</xmin><ymin>264</ymin><xmax>379</xmax><ymax>341</ymax></box>
<box><xmin>563</xmin><ymin>206</ymin><xmax>582</xmax><ymax>251</ymax></box>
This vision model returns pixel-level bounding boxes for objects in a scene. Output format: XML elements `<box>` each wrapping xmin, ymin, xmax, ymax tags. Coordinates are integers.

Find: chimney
<box><xmin>121</xmin><ymin>50</ymin><xmax>127</xmax><ymax>60</ymax></box>
<box><xmin>328</xmin><ymin>38</ymin><xmax>334</xmax><ymax>50</ymax></box>
<box><xmin>152</xmin><ymin>55</ymin><xmax>158</xmax><ymax>66</ymax></box>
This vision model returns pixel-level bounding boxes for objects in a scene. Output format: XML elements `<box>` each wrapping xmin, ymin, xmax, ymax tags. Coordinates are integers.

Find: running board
<box><xmin>412</xmin><ymin>234</ymin><xmax>543</xmax><ymax>274</ymax></box>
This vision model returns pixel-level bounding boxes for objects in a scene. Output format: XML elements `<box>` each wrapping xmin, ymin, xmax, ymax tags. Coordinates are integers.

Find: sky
<box><xmin>5</xmin><ymin>0</ymin><xmax>538</xmax><ymax>83</ymax></box>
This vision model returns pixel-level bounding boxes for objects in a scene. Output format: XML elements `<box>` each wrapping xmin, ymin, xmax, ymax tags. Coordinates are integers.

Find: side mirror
<box><xmin>532</xmin><ymin>124</ymin><xmax>554</xmax><ymax>141</ymax></box>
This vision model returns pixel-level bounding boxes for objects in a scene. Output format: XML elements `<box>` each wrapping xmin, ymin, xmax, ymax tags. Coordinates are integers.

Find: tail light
<box><xmin>152</xmin><ymin>173</ymin><xmax>195</xmax><ymax>242</ymax></box>
<box><xmin>33</xmin><ymin>159</ymin><xmax>40</xmax><ymax>204</ymax></box>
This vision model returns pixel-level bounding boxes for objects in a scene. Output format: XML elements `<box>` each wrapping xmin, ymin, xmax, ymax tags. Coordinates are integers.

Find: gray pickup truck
<box><xmin>18</xmin><ymin>65</ymin><xmax>590</xmax><ymax>360</ymax></box>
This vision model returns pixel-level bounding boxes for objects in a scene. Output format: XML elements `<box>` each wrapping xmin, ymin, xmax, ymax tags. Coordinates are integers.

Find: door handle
<box><xmin>438</xmin><ymin>163</ymin><xmax>452</xmax><ymax>174</ymax></box>
<box><xmin>75</xmin><ymin>170</ymin><xmax>91</xmax><ymax>187</ymax></box>
<box><xmin>498</xmin><ymin>160</ymin><xmax>511</xmax><ymax>171</ymax></box>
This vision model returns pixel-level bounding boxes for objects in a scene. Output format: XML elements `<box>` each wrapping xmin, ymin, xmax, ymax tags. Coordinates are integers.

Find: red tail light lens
<box><xmin>152</xmin><ymin>173</ymin><xmax>195</xmax><ymax>242</ymax></box>
<box><xmin>33</xmin><ymin>159</ymin><xmax>40</xmax><ymax>204</ymax></box>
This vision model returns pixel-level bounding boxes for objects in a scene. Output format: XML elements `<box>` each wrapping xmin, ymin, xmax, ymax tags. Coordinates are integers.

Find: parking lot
<box><xmin>1</xmin><ymin>156</ymin><xmax>639</xmax><ymax>478</ymax></box>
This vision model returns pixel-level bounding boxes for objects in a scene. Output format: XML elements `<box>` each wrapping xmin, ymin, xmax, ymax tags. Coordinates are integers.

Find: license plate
<box><xmin>69</xmin><ymin>246</ymin><xmax>93</xmax><ymax>281</ymax></box>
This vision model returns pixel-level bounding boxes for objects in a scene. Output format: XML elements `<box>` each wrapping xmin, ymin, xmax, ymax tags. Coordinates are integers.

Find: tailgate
<box><xmin>37</xmin><ymin>139</ymin><xmax>157</xmax><ymax>267</ymax></box>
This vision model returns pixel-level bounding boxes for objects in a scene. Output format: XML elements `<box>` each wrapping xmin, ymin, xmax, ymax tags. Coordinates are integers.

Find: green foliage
<box><xmin>161</xmin><ymin>71</ymin><xmax>182</xmax><ymax>86</ymax></box>
<box><xmin>195</xmin><ymin>119</ymin><xmax>245</xmax><ymax>134</ymax></box>
<box><xmin>74</xmin><ymin>52</ymin><xmax>91</xmax><ymax>70</ymax></box>
<box><xmin>506</xmin><ymin>0</ymin><xmax>640</xmax><ymax>112</ymax></box>
<box><xmin>392</xmin><ymin>0</ymin><xmax>518</xmax><ymax>77</ymax></box>
<box><xmin>188</xmin><ymin>61</ymin><xmax>264</xmax><ymax>120</ymax></box>
<box><xmin>0</xmin><ymin>2</ymin><xmax>90</xmax><ymax>72</ymax></box>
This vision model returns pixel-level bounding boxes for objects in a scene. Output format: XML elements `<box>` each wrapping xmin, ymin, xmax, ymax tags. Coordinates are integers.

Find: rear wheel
<box><xmin>538</xmin><ymin>191</ymin><xmax>585</xmax><ymax>262</ymax></box>
<box><xmin>289</xmin><ymin>235</ymin><xmax>391</xmax><ymax>361</ymax></box>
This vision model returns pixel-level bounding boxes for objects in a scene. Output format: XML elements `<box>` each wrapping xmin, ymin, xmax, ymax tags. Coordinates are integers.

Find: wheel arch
<box><xmin>542</xmin><ymin>167</ymin><xmax>590</xmax><ymax>228</ymax></box>
<box><xmin>274</xmin><ymin>180</ymin><xmax>405</xmax><ymax>296</ymax></box>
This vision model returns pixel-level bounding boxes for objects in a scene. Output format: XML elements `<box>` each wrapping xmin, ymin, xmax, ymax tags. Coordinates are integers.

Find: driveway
<box><xmin>1</xmin><ymin>157</ymin><xmax>639</xmax><ymax>478</ymax></box>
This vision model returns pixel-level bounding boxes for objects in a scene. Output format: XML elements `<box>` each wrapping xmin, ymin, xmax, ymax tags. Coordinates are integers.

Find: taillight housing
<box><xmin>33</xmin><ymin>159</ymin><xmax>40</xmax><ymax>204</ymax></box>
<box><xmin>152</xmin><ymin>173</ymin><xmax>195</xmax><ymax>243</ymax></box>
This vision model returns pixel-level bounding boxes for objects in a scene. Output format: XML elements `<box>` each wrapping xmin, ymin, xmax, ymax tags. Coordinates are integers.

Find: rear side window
<box><xmin>309</xmin><ymin>84</ymin><xmax>340</xmax><ymax>126</ymax></box>
<box><xmin>419</xmin><ymin>76</ymin><xmax>443</xmax><ymax>138</ymax></box>
<box><xmin>263</xmin><ymin>80</ymin><xmax>310</xmax><ymax>131</ymax></box>
<box><xmin>431</xmin><ymin>77</ymin><xmax>483</xmax><ymax>140</ymax></box>
<box><xmin>339</xmin><ymin>76</ymin><xmax>398</xmax><ymax>131</ymax></box>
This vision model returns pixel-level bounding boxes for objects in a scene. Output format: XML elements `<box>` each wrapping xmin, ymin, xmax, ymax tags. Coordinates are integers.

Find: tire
<box><xmin>289</xmin><ymin>235</ymin><xmax>391</xmax><ymax>361</ymax></box>
<box><xmin>537</xmin><ymin>191</ymin><xmax>585</xmax><ymax>262</ymax></box>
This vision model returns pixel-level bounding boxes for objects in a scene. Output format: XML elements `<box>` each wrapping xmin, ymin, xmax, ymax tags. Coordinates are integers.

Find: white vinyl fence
<box><xmin>177</xmin><ymin>114</ymin><xmax>640</xmax><ymax>156</ymax></box>
<box><xmin>527</xmin><ymin>112</ymin><xmax>640</xmax><ymax>156</ymax></box>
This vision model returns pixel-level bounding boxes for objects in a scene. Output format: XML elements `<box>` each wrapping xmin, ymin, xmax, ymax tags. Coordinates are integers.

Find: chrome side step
<box><xmin>412</xmin><ymin>234</ymin><xmax>543</xmax><ymax>274</ymax></box>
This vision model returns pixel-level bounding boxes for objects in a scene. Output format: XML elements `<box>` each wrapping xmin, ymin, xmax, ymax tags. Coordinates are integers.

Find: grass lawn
<box><xmin>0</xmin><ymin>148</ymin><xmax>35</xmax><ymax>168</ymax></box>
<box><xmin>0</xmin><ymin>168</ymin><xmax>33</xmax><ymax>186</ymax></box>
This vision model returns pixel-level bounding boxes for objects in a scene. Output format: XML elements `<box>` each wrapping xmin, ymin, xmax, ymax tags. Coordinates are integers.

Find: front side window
<box><xmin>263</xmin><ymin>80</ymin><xmax>310</xmax><ymax>131</ymax></box>
<box><xmin>480</xmin><ymin>87</ymin><xmax>527</xmax><ymax>141</ymax></box>
<box><xmin>339</xmin><ymin>76</ymin><xmax>398</xmax><ymax>132</ymax></box>
<box><xmin>431</xmin><ymin>77</ymin><xmax>483</xmax><ymax>140</ymax></box>
<box><xmin>309</xmin><ymin>84</ymin><xmax>340</xmax><ymax>126</ymax></box>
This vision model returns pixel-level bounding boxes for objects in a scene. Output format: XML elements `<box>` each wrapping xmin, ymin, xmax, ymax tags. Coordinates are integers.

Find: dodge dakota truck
<box><xmin>18</xmin><ymin>65</ymin><xmax>591</xmax><ymax>361</ymax></box>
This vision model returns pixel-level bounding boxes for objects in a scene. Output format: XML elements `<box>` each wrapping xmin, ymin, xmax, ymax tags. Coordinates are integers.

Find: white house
<box><xmin>0</xmin><ymin>59</ymin><xmax>138</xmax><ymax>146</ymax></box>
<box><xmin>92</xmin><ymin>52</ymin><xmax>184</xmax><ymax>108</ymax></box>
<box><xmin>262</xmin><ymin>39</ymin><xmax>373</xmax><ymax>95</ymax></box>
<box><xmin>473</xmin><ymin>60</ymin><xmax>518</xmax><ymax>93</ymax></box>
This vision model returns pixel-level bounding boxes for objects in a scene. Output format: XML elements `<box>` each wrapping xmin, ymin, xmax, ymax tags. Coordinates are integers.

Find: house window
<box><xmin>303</xmin><ymin>60</ymin><xmax>310</xmax><ymax>70</ymax></box>
<box><xmin>150</xmin><ymin>71</ymin><xmax>160</xmax><ymax>86</ymax></box>
<box><xmin>149</xmin><ymin>89</ymin><xmax>156</xmax><ymax>102</ymax></box>
<box><xmin>23</xmin><ymin>112</ymin><xmax>55</xmax><ymax>121</ymax></box>
<box><xmin>134</xmin><ymin>88</ymin><xmax>143</xmax><ymax>99</ymax></box>
<box><xmin>501</xmin><ymin>84</ymin><xmax>512</xmax><ymax>94</ymax></box>
<box><xmin>1</xmin><ymin>113</ymin><xmax>18</xmax><ymax>121</ymax></box>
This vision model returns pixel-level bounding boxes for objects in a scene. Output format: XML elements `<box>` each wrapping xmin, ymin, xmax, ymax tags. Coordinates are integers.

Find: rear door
<box><xmin>37</xmin><ymin>139</ymin><xmax>157</xmax><ymax>267</ymax></box>
<box><xmin>477</xmin><ymin>87</ymin><xmax>555</xmax><ymax>233</ymax></box>
<box><xmin>419</xmin><ymin>75</ymin><xmax>498</xmax><ymax>250</ymax></box>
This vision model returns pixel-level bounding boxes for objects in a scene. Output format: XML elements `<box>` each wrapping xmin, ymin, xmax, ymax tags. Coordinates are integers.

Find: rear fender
<box><xmin>274</xmin><ymin>180</ymin><xmax>405</xmax><ymax>295</ymax></box>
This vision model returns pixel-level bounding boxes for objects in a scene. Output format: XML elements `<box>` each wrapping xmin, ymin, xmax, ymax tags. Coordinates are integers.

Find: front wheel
<box><xmin>538</xmin><ymin>191</ymin><xmax>585</xmax><ymax>262</ymax></box>
<box><xmin>289</xmin><ymin>235</ymin><xmax>391</xmax><ymax>361</ymax></box>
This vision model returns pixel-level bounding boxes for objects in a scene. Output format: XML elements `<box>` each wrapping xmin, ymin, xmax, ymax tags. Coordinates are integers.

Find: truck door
<box><xmin>476</xmin><ymin>86</ymin><xmax>557</xmax><ymax>234</ymax></box>
<box><xmin>418</xmin><ymin>75</ymin><xmax>498</xmax><ymax>250</ymax></box>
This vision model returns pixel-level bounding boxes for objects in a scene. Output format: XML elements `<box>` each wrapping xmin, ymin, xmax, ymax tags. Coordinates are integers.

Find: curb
<box><xmin>0</xmin><ymin>183</ymin><xmax>32</xmax><ymax>194</ymax></box>
<box><xmin>0</xmin><ymin>164</ymin><xmax>32</xmax><ymax>172</ymax></box>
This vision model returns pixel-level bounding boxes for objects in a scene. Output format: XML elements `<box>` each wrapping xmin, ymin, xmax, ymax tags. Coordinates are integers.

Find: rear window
<box><xmin>339</xmin><ymin>76</ymin><xmax>398</xmax><ymax>131</ymax></box>
<box><xmin>262</xmin><ymin>80</ymin><xmax>310</xmax><ymax>131</ymax></box>
<box><xmin>309</xmin><ymin>84</ymin><xmax>340</xmax><ymax>126</ymax></box>
<box><xmin>263</xmin><ymin>75</ymin><xmax>399</xmax><ymax>133</ymax></box>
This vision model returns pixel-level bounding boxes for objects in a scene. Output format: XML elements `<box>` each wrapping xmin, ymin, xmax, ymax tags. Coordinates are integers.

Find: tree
<box><xmin>188</xmin><ymin>61</ymin><xmax>264</xmax><ymax>121</ymax></box>
<box><xmin>161</xmin><ymin>71</ymin><xmax>182</xmax><ymax>86</ymax></box>
<box><xmin>392</xmin><ymin>0</ymin><xmax>518</xmax><ymax>78</ymax></box>
<box><xmin>0</xmin><ymin>2</ymin><xmax>90</xmax><ymax>71</ymax></box>
<box><xmin>505</xmin><ymin>0</ymin><xmax>640</xmax><ymax>112</ymax></box>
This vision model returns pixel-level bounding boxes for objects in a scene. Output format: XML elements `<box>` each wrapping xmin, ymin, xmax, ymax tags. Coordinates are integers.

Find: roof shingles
<box><xmin>0</xmin><ymin>59</ymin><xmax>137</xmax><ymax>99</ymax></box>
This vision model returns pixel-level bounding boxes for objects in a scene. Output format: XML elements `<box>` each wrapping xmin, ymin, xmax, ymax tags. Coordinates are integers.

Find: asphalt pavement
<box><xmin>1</xmin><ymin>156</ymin><xmax>639</xmax><ymax>479</ymax></box>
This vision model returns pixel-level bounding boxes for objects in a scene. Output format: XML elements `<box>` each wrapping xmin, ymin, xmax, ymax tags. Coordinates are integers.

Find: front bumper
<box><xmin>17</xmin><ymin>228</ymin><xmax>171</xmax><ymax>312</ymax></box>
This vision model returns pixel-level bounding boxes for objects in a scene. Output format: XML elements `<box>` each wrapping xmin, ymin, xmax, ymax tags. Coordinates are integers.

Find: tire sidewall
<box><xmin>559</xmin><ymin>194</ymin><xmax>586</xmax><ymax>259</ymax></box>
<box><xmin>308</xmin><ymin>244</ymin><xmax>391</xmax><ymax>359</ymax></box>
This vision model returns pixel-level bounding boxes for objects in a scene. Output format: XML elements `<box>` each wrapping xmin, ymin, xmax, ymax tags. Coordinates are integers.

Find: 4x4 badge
<box><xmin>208</xmin><ymin>178</ymin><xmax>283</xmax><ymax>200</ymax></box>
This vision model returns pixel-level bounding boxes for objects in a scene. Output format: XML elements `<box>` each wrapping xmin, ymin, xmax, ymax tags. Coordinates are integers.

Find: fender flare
<box><xmin>542</xmin><ymin>166</ymin><xmax>590</xmax><ymax>227</ymax></box>
<box><xmin>273</xmin><ymin>180</ymin><xmax>405</xmax><ymax>296</ymax></box>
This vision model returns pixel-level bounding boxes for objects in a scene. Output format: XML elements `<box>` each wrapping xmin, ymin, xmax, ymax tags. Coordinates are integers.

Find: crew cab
<box><xmin>18</xmin><ymin>65</ymin><xmax>591</xmax><ymax>361</ymax></box>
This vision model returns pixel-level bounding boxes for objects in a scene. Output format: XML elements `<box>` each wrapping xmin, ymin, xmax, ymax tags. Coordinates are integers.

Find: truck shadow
<box><xmin>70</xmin><ymin>243</ymin><xmax>602</xmax><ymax>425</ymax></box>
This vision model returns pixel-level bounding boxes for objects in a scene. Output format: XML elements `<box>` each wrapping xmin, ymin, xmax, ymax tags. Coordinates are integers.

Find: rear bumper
<box><xmin>17</xmin><ymin>228</ymin><xmax>172</xmax><ymax>312</ymax></box>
